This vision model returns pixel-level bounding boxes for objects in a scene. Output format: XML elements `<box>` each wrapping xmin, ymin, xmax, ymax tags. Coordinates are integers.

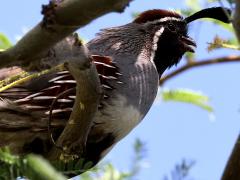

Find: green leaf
<box><xmin>185</xmin><ymin>0</ymin><xmax>201</xmax><ymax>11</ymax></box>
<box><xmin>180</xmin><ymin>0</ymin><xmax>201</xmax><ymax>17</ymax></box>
<box><xmin>25</xmin><ymin>154</ymin><xmax>67</xmax><ymax>180</ymax></box>
<box><xmin>209</xmin><ymin>20</ymin><xmax>234</xmax><ymax>33</ymax></box>
<box><xmin>0</xmin><ymin>147</ymin><xmax>23</xmax><ymax>179</ymax></box>
<box><xmin>207</xmin><ymin>0</ymin><xmax>218</xmax><ymax>2</ymax></box>
<box><xmin>228</xmin><ymin>37</ymin><xmax>239</xmax><ymax>46</ymax></box>
<box><xmin>161</xmin><ymin>89</ymin><xmax>214</xmax><ymax>112</ymax></box>
<box><xmin>131</xmin><ymin>12</ymin><xmax>140</xmax><ymax>19</ymax></box>
<box><xmin>226</xmin><ymin>0</ymin><xmax>235</xmax><ymax>4</ymax></box>
<box><xmin>208</xmin><ymin>35</ymin><xmax>239</xmax><ymax>51</ymax></box>
<box><xmin>0</xmin><ymin>147</ymin><xmax>20</xmax><ymax>165</ymax></box>
<box><xmin>0</xmin><ymin>33</ymin><xmax>12</xmax><ymax>50</ymax></box>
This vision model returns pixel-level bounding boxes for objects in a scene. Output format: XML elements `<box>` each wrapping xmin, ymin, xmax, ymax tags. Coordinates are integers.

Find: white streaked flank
<box><xmin>54</xmin><ymin>80</ymin><xmax>76</xmax><ymax>84</ymax></box>
<box><xmin>57</xmin><ymin>99</ymin><xmax>73</xmax><ymax>103</ymax></box>
<box><xmin>68</xmin><ymin>95</ymin><xmax>76</xmax><ymax>99</ymax></box>
<box><xmin>24</xmin><ymin>92</ymin><xmax>44</xmax><ymax>99</ymax></box>
<box><xmin>98</xmin><ymin>74</ymin><xmax>118</xmax><ymax>80</ymax></box>
<box><xmin>94</xmin><ymin>61</ymin><xmax>116</xmax><ymax>69</ymax></box>
<box><xmin>49</xmin><ymin>75</ymin><xmax>70</xmax><ymax>82</ymax></box>
<box><xmin>33</xmin><ymin>96</ymin><xmax>56</xmax><ymax>100</ymax></box>
<box><xmin>102</xmin><ymin>84</ymin><xmax>113</xmax><ymax>89</ymax></box>
<box><xmin>45</xmin><ymin>108</ymin><xmax>73</xmax><ymax>115</ymax></box>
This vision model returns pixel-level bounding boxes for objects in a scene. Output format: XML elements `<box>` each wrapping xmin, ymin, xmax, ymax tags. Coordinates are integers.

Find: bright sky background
<box><xmin>1</xmin><ymin>1</ymin><xmax>240</xmax><ymax>180</ymax></box>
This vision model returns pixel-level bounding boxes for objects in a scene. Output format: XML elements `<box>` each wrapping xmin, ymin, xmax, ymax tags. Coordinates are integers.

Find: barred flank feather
<box><xmin>0</xmin><ymin>55</ymin><xmax>122</xmax><ymax>117</ymax></box>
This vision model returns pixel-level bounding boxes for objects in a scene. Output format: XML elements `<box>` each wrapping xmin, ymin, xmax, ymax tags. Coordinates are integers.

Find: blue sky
<box><xmin>1</xmin><ymin>1</ymin><xmax>240</xmax><ymax>180</ymax></box>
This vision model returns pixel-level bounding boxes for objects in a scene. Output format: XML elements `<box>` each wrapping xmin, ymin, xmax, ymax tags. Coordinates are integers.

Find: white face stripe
<box><xmin>146</xmin><ymin>17</ymin><xmax>184</xmax><ymax>63</ymax></box>
<box><xmin>144</xmin><ymin>17</ymin><xmax>183</xmax><ymax>26</ymax></box>
<box><xmin>150</xmin><ymin>27</ymin><xmax>165</xmax><ymax>63</ymax></box>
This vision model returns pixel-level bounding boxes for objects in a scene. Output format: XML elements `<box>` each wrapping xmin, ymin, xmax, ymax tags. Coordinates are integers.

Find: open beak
<box><xmin>181</xmin><ymin>36</ymin><xmax>196</xmax><ymax>53</ymax></box>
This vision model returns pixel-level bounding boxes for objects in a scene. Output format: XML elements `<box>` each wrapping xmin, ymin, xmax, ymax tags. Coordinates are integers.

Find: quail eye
<box><xmin>167</xmin><ymin>23</ymin><xmax>176</xmax><ymax>32</ymax></box>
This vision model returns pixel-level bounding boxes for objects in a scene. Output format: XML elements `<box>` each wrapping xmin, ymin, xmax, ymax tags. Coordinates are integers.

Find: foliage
<box><xmin>80</xmin><ymin>138</ymin><xmax>147</xmax><ymax>180</ymax></box>
<box><xmin>0</xmin><ymin>147</ymin><xmax>67</xmax><ymax>180</ymax></box>
<box><xmin>163</xmin><ymin>159</ymin><xmax>196</xmax><ymax>180</ymax></box>
<box><xmin>0</xmin><ymin>33</ymin><xmax>12</xmax><ymax>50</ymax></box>
<box><xmin>208</xmin><ymin>35</ymin><xmax>239</xmax><ymax>51</ymax></box>
<box><xmin>0</xmin><ymin>147</ymin><xmax>23</xmax><ymax>180</ymax></box>
<box><xmin>0</xmin><ymin>64</ymin><xmax>65</xmax><ymax>93</ymax></box>
<box><xmin>0</xmin><ymin>139</ymin><xmax>147</xmax><ymax>180</ymax></box>
<box><xmin>24</xmin><ymin>155</ymin><xmax>67</xmax><ymax>180</ymax></box>
<box><xmin>161</xmin><ymin>89</ymin><xmax>213</xmax><ymax>112</ymax></box>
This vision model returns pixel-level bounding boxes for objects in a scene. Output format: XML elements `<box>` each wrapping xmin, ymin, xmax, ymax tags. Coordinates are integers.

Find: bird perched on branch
<box><xmin>0</xmin><ymin>6</ymin><xmax>231</xmax><ymax>174</ymax></box>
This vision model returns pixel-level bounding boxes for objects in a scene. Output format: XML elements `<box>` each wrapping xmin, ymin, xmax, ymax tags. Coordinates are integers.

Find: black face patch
<box><xmin>152</xmin><ymin>21</ymin><xmax>188</xmax><ymax>75</ymax></box>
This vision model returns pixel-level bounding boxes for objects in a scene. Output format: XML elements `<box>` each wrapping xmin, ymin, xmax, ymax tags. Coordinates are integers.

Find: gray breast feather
<box><xmin>88</xmin><ymin>41</ymin><xmax>159</xmax><ymax>141</ymax></box>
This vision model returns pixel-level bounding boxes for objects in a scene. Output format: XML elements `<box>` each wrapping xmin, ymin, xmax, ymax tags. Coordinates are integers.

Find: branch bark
<box><xmin>0</xmin><ymin>0</ymin><xmax>132</xmax><ymax>70</ymax></box>
<box><xmin>160</xmin><ymin>55</ymin><xmax>240</xmax><ymax>85</ymax></box>
<box><xmin>0</xmin><ymin>0</ymin><xmax>131</xmax><ymax>171</ymax></box>
<box><xmin>0</xmin><ymin>33</ymin><xmax>102</xmax><ymax>164</ymax></box>
<box><xmin>233</xmin><ymin>0</ymin><xmax>240</xmax><ymax>43</ymax></box>
<box><xmin>222</xmin><ymin>134</ymin><xmax>240</xmax><ymax>180</ymax></box>
<box><xmin>47</xmin><ymin>42</ymin><xmax>102</xmax><ymax>161</ymax></box>
<box><xmin>221</xmin><ymin>2</ymin><xmax>240</xmax><ymax>179</ymax></box>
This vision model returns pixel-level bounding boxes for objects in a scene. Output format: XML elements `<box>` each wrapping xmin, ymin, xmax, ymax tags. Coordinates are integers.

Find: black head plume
<box><xmin>185</xmin><ymin>7</ymin><xmax>231</xmax><ymax>24</ymax></box>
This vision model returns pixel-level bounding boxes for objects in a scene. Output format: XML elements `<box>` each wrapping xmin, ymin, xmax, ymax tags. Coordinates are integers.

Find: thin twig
<box><xmin>47</xmin><ymin>45</ymin><xmax>102</xmax><ymax>162</ymax></box>
<box><xmin>0</xmin><ymin>64</ymin><xmax>64</xmax><ymax>92</ymax></box>
<box><xmin>160</xmin><ymin>55</ymin><xmax>240</xmax><ymax>85</ymax></box>
<box><xmin>48</xmin><ymin>87</ymin><xmax>76</xmax><ymax>151</ymax></box>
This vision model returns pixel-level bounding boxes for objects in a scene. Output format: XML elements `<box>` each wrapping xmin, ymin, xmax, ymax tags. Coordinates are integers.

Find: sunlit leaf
<box><xmin>180</xmin><ymin>0</ymin><xmax>202</xmax><ymax>17</ymax></box>
<box><xmin>185</xmin><ymin>0</ymin><xmax>201</xmax><ymax>11</ymax></box>
<box><xmin>207</xmin><ymin>0</ymin><xmax>218</xmax><ymax>2</ymax></box>
<box><xmin>161</xmin><ymin>89</ymin><xmax>213</xmax><ymax>112</ymax></box>
<box><xmin>0</xmin><ymin>148</ymin><xmax>67</xmax><ymax>180</ymax></box>
<box><xmin>0</xmin><ymin>147</ymin><xmax>19</xmax><ymax>165</ymax></box>
<box><xmin>209</xmin><ymin>20</ymin><xmax>234</xmax><ymax>33</ymax></box>
<box><xmin>25</xmin><ymin>155</ymin><xmax>67</xmax><ymax>180</ymax></box>
<box><xmin>208</xmin><ymin>35</ymin><xmax>239</xmax><ymax>51</ymax></box>
<box><xmin>0</xmin><ymin>33</ymin><xmax>12</xmax><ymax>50</ymax></box>
<box><xmin>131</xmin><ymin>12</ymin><xmax>140</xmax><ymax>19</ymax></box>
<box><xmin>185</xmin><ymin>52</ymin><xmax>196</xmax><ymax>63</ymax></box>
<box><xmin>226</xmin><ymin>0</ymin><xmax>235</xmax><ymax>4</ymax></box>
<box><xmin>228</xmin><ymin>37</ymin><xmax>239</xmax><ymax>46</ymax></box>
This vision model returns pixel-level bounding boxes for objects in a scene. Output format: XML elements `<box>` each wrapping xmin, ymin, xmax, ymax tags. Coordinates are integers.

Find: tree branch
<box><xmin>0</xmin><ymin>34</ymin><xmax>102</xmax><ymax>169</ymax></box>
<box><xmin>0</xmin><ymin>0</ymin><xmax>132</xmax><ymax>171</ymax></box>
<box><xmin>160</xmin><ymin>55</ymin><xmax>240</xmax><ymax>85</ymax></box>
<box><xmin>47</xmin><ymin>41</ymin><xmax>102</xmax><ymax>161</ymax></box>
<box><xmin>0</xmin><ymin>0</ymin><xmax>132</xmax><ymax>70</ymax></box>
<box><xmin>233</xmin><ymin>0</ymin><xmax>240</xmax><ymax>43</ymax></box>
<box><xmin>222</xmin><ymin>134</ymin><xmax>240</xmax><ymax>180</ymax></box>
<box><xmin>221</xmin><ymin>3</ymin><xmax>240</xmax><ymax>179</ymax></box>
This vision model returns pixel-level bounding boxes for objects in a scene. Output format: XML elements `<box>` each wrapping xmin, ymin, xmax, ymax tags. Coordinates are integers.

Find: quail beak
<box><xmin>181</xmin><ymin>36</ymin><xmax>196</xmax><ymax>53</ymax></box>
